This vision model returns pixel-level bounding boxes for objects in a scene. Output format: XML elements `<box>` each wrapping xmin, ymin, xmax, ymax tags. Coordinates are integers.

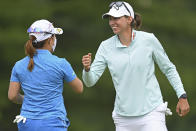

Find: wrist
<box><xmin>179</xmin><ymin>93</ymin><xmax>187</xmax><ymax>99</ymax></box>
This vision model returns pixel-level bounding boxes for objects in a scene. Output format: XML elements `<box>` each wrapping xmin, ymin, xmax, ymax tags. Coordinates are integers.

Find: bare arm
<box><xmin>68</xmin><ymin>77</ymin><xmax>83</xmax><ymax>94</ymax></box>
<box><xmin>8</xmin><ymin>82</ymin><xmax>24</xmax><ymax>104</ymax></box>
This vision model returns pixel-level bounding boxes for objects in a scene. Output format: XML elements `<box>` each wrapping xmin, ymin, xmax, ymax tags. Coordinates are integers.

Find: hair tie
<box><xmin>32</xmin><ymin>40</ymin><xmax>38</xmax><ymax>46</ymax></box>
<box><xmin>33</xmin><ymin>40</ymin><xmax>38</xmax><ymax>43</ymax></box>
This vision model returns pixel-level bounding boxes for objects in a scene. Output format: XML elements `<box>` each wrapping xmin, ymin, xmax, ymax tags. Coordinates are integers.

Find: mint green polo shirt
<box><xmin>82</xmin><ymin>30</ymin><xmax>185</xmax><ymax>116</ymax></box>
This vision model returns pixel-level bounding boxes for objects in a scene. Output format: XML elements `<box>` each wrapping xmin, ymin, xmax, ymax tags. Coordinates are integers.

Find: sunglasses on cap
<box><xmin>27</xmin><ymin>27</ymin><xmax>53</xmax><ymax>34</ymax></box>
<box><xmin>109</xmin><ymin>1</ymin><xmax>132</xmax><ymax>16</ymax></box>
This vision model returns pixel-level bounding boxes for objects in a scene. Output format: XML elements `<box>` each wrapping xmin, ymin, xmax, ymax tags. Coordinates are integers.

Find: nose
<box><xmin>109</xmin><ymin>18</ymin><xmax>115</xmax><ymax>26</ymax></box>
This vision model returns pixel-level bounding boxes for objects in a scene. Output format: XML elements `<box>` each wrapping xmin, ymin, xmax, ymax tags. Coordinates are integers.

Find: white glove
<box><xmin>164</xmin><ymin>102</ymin><xmax>172</xmax><ymax>116</ymax></box>
<box><xmin>13</xmin><ymin>115</ymin><xmax>26</xmax><ymax>123</ymax></box>
<box><xmin>165</xmin><ymin>108</ymin><xmax>172</xmax><ymax>116</ymax></box>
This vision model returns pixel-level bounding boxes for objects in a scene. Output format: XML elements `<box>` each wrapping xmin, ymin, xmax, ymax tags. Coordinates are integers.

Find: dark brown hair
<box><xmin>131</xmin><ymin>12</ymin><xmax>142</xmax><ymax>29</ymax></box>
<box><xmin>25</xmin><ymin>36</ymin><xmax>47</xmax><ymax>72</ymax></box>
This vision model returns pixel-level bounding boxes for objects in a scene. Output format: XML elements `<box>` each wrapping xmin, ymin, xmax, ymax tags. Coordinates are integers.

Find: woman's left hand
<box><xmin>176</xmin><ymin>98</ymin><xmax>190</xmax><ymax>117</ymax></box>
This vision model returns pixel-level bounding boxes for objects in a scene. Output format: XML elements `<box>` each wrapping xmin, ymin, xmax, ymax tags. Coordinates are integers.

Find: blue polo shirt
<box><xmin>10</xmin><ymin>49</ymin><xmax>76</xmax><ymax>121</ymax></box>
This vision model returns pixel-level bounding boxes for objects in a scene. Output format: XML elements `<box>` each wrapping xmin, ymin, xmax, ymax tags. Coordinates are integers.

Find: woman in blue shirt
<box><xmin>82</xmin><ymin>1</ymin><xmax>190</xmax><ymax>131</ymax></box>
<box><xmin>8</xmin><ymin>19</ymin><xmax>83</xmax><ymax>131</ymax></box>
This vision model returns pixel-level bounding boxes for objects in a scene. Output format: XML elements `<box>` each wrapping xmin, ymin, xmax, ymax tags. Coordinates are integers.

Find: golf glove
<box><xmin>13</xmin><ymin>115</ymin><xmax>26</xmax><ymax>123</ymax></box>
<box><xmin>164</xmin><ymin>102</ymin><xmax>172</xmax><ymax>116</ymax></box>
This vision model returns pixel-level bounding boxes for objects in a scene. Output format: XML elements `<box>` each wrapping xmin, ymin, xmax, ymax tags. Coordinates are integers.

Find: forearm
<box><xmin>12</xmin><ymin>94</ymin><xmax>24</xmax><ymax>104</ymax></box>
<box><xmin>69</xmin><ymin>77</ymin><xmax>84</xmax><ymax>94</ymax></box>
<box><xmin>164</xmin><ymin>66</ymin><xmax>186</xmax><ymax>98</ymax></box>
<box><xmin>82</xmin><ymin>69</ymin><xmax>100</xmax><ymax>87</ymax></box>
<box><xmin>82</xmin><ymin>43</ymin><xmax>107</xmax><ymax>87</ymax></box>
<box><xmin>151</xmin><ymin>32</ymin><xmax>186</xmax><ymax>98</ymax></box>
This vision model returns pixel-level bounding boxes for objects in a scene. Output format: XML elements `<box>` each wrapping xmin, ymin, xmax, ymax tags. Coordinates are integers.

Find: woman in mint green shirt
<box><xmin>82</xmin><ymin>1</ymin><xmax>190</xmax><ymax>131</ymax></box>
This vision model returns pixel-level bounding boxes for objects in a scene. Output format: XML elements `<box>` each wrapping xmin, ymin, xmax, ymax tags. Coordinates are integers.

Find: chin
<box><xmin>113</xmin><ymin>30</ymin><xmax>120</xmax><ymax>35</ymax></box>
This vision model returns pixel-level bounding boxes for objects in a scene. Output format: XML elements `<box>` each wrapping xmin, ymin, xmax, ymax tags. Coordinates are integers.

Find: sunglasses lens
<box><xmin>109</xmin><ymin>2</ymin><xmax>115</xmax><ymax>8</ymax></box>
<box><xmin>115</xmin><ymin>1</ymin><xmax>123</xmax><ymax>7</ymax></box>
<box><xmin>109</xmin><ymin>1</ymin><xmax>123</xmax><ymax>9</ymax></box>
<box><xmin>27</xmin><ymin>27</ymin><xmax>43</xmax><ymax>33</ymax></box>
<box><xmin>108</xmin><ymin>1</ymin><xmax>132</xmax><ymax>17</ymax></box>
<box><xmin>34</xmin><ymin>28</ymin><xmax>41</xmax><ymax>32</ymax></box>
<box><xmin>27</xmin><ymin>28</ymin><xmax>32</xmax><ymax>33</ymax></box>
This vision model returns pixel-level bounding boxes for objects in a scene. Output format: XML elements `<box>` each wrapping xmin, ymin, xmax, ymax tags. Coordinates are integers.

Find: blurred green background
<box><xmin>0</xmin><ymin>0</ymin><xmax>195</xmax><ymax>130</ymax></box>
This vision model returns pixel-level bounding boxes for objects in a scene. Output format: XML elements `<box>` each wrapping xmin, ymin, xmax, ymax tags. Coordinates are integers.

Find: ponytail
<box><xmin>131</xmin><ymin>12</ymin><xmax>142</xmax><ymax>29</ymax></box>
<box><xmin>25</xmin><ymin>35</ymin><xmax>51</xmax><ymax>71</ymax></box>
<box><xmin>25</xmin><ymin>36</ymin><xmax>36</xmax><ymax>72</ymax></box>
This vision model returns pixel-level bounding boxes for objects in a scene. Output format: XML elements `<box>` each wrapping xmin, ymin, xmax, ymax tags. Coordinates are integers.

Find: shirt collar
<box><xmin>115</xmin><ymin>30</ymin><xmax>136</xmax><ymax>48</ymax></box>
<box><xmin>36</xmin><ymin>49</ymin><xmax>52</xmax><ymax>55</ymax></box>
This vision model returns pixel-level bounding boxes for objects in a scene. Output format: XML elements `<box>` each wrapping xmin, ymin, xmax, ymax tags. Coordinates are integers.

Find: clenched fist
<box><xmin>176</xmin><ymin>98</ymin><xmax>190</xmax><ymax>117</ymax></box>
<box><xmin>82</xmin><ymin>53</ymin><xmax>92</xmax><ymax>72</ymax></box>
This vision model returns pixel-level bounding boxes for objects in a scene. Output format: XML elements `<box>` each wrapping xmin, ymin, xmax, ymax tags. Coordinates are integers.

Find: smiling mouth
<box><xmin>112</xmin><ymin>26</ymin><xmax>118</xmax><ymax>30</ymax></box>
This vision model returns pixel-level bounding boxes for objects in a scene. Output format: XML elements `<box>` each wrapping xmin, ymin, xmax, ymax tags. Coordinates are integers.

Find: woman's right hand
<box><xmin>82</xmin><ymin>53</ymin><xmax>92</xmax><ymax>72</ymax></box>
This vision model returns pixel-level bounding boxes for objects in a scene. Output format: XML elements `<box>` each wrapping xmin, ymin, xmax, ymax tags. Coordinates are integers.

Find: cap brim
<box><xmin>102</xmin><ymin>13</ymin><xmax>110</xmax><ymax>19</ymax></box>
<box><xmin>53</xmin><ymin>28</ymin><xmax>63</xmax><ymax>35</ymax></box>
<box><xmin>102</xmin><ymin>12</ymin><xmax>125</xmax><ymax>19</ymax></box>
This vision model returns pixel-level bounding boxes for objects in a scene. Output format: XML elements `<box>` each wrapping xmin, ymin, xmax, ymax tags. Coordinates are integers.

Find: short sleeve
<box><xmin>62</xmin><ymin>59</ymin><xmax>77</xmax><ymax>82</ymax></box>
<box><xmin>10</xmin><ymin>64</ymin><xmax>20</xmax><ymax>82</ymax></box>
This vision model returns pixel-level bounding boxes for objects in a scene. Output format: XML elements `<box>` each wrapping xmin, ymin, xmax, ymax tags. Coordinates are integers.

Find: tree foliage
<box><xmin>0</xmin><ymin>0</ymin><xmax>195</xmax><ymax>130</ymax></box>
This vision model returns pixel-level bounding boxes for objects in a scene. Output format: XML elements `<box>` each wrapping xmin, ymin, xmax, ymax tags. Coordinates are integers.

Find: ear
<box><xmin>126</xmin><ymin>16</ymin><xmax>133</xmax><ymax>25</ymax></box>
<box><xmin>48</xmin><ymin>37</ymin><xmax>54</xmax><ymax>45</ymax></box>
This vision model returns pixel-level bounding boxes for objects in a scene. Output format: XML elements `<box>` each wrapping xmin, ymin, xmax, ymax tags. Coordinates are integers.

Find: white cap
<box><xmin>102</xmin><ymin>2</ymin><xmax>134</xmax><ymax>19</ymax></box>
<box><xmin>27</xmin><ymin>19</ymin><xmax>63</xmax><ymax>42</ymax></box>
